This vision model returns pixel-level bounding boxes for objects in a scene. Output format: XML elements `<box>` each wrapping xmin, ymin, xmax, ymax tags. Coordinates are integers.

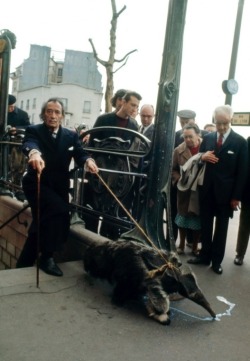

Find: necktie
<box><xmin>50</xmin><ymin>131</ymin><xmax>57</xmax><ymax>139</ymax></box>
<box><xmin>140</xmin><ymin>127</ymin><xmax>144</xmax><ymax>134</ymax></box>
<box><xmin>217</xmin><ymin>134</ymin><xmax>223</xmax><ymax>148</ymax></box>
<box><xmin>50</xmin><ymin>131</ymin><xmax>57</xmax><ymax>142</ymax></box>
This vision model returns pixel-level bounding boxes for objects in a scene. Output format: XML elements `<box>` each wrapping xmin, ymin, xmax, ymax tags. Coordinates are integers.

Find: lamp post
<box><xmin>222</xmin><ymin>0</ymin><xmax>245</xmax><ymax>105</ymax></box>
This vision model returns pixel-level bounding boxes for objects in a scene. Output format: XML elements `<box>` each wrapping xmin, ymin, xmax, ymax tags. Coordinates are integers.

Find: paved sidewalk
<box><xmin>0</xmin><ymin>211</ymin><xmax>249</xmax><ymax>361</ymax></box>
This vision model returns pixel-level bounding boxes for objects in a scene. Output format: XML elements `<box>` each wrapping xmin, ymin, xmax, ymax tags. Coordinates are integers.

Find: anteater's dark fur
<box><xmin>83</xmin><ymin>240</ymin><xmax>216</xmax><ymax>324</ymax></box>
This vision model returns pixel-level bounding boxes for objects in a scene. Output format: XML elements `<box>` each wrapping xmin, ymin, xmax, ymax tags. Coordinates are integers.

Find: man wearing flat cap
<box><xmin>177</xmin><ymin>109</ymin><xmax>196</xmax><ymax>120</ymax></box>
<box><xmin>8</xmin><ymin>94</ymin><xmax>30</xmax><ymax>134</ymax></box>
<box><xmin>175</xmin><ymin>109</ymin><xmax>208</xmax><ymax>147</ymax></box>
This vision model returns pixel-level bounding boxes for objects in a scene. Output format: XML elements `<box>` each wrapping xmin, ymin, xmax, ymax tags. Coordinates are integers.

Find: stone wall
<box><xmin>0</xmin><ymin>196</ymin><xmax>83</xmax><ymax>270</ymax></box>
<box><xmin>0</xmin><ymin>196</ymin><xmax>31</xmax><ymax>270</ymax></box>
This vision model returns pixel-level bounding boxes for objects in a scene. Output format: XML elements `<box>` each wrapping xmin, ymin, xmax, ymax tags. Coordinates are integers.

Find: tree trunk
<box><xmin>89</xmin><ymin>0</ymin><xmax>137</xmax><ymax>113</ymax></box>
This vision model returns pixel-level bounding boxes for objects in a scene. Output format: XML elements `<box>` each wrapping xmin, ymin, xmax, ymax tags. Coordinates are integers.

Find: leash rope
<box><xmin>95</xmin><ymin>172</ymin><xmax>176</xmax><ymax>272</ymax></box>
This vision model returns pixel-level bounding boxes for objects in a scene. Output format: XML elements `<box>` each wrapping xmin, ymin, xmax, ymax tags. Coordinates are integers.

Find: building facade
<box><xmin>10</xmin><ymin>44</ymin><xmax>103</xmax><ymax>129</ymax></box>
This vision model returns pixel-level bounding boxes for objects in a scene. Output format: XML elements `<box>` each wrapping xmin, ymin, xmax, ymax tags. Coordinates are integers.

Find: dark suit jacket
<box><xmin>242</xmin><ymin>137</ymin><xmax>250</xmax><ymax>206</ymax></box>
<box><xmin>22</xmin><ymin>123</ymin><xmax>90</xmax><ymax>204</ymax></box>
<box><xmin>143</xmin><ymin>124</ymin><xmax>154</xmax><ymax>141</ymax></box>
<box><xmin>89</xmin><ymin>112</ymin><xmax>139</xmax><ymax>147</ymax></box>
<box><xmin>199</xmin><ymin>129</ymin><xmax>248</xmax><ymax>204</ymax></box>
<box><xmin>8</xmin><ymin>107</ymin><xmax>30</xmax><ymax>129</ymax></box>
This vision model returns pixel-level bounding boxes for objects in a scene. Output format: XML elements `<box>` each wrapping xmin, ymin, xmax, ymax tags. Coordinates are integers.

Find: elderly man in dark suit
<box><xmin>16</xmin><ymin>98</ymin><xmax>98</xmax><ymax>276</ymax></box>
<box><xmin>188</xmin><ymin>105</ymin><xmax>248</xmax><ymax>274</ymax></box>
<box><xmin>139</xmin><ymin>104</ymin><xmax>155</xmax><ymax>141</ymax></box>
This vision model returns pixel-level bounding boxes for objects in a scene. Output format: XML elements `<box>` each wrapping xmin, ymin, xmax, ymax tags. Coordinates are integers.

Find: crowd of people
<box><xmin>172</xmin><ymin>106</ymin><xmax>248</xmax><ymax>275</ymax></box>
<box><xmin>8</xmin><ymin>90</ymin><xmax>248</xmax><ymax>278</ymax></box>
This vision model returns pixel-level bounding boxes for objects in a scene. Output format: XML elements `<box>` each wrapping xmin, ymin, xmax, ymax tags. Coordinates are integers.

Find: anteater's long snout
<box><xmin>188</xmin><ymin>291</ymin><xmax>216</xmax><ymax>318</ymax></box>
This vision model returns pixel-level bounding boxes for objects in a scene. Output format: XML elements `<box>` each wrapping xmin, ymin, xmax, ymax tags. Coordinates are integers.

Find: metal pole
<box><xmin>140</xmin><ymin>0</ymin><xmax>188</xmax><ymax>250</ymax></box>
<box><xmin>225</xmin><ymin>0</ymin><xmax>245</xmax><ymax>105</ymax></box>
<box><xmin>0</xmin><ymin>35</ymin><xmax>11</xmax><ymax>179</ymax></box>
<box><xmin>0</xmin><ymin>34</ymin><xmax>11</xmax><ymax>136</ymax></box>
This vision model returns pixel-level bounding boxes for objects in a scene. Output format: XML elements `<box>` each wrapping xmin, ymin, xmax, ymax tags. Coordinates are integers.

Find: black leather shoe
<box><xmin>39</xmin><ymin>257</ymin><xmax>63</xmax><ymax>277</ymax></box>
<box><xmin>212</xmin><ymin>264</ymin><xmax>223</xmax><ymax>275</ymax></box>
<box><xmin>187</xmin><ymin>257</ymin><xmax>210</xmax><ymax>265</ymax></box>
<box><xmin>234</xmin><ymin>255</ymin><xmax>243</xmax><ymax>266</ymax></box>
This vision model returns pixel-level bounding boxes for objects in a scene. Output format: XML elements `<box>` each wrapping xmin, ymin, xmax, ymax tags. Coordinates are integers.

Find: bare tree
<box><xmin>89</xmin><ymin>0</ymin><xmax>137</xmax><ymax>112</ymax></box>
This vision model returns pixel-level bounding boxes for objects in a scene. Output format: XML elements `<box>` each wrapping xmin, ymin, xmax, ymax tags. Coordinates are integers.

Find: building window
<box><xmin>20</xmin><ymin>100</ymin><xmax>24</xmax><ymax>110</ymax></box>
<box><xmin>26</xmin><ymin>99</ymin><xmax>30</xmax><ymax>110</ymax></box>
<box><xmin>58</xmin><ymin>68</ymin><xmax>63</xmax><ymax>76</ymax></box>
<box><xmin>83</xmin><ymin>101</ymin><xmax>91</xmax><ymax>114</ymax></box>
<box><xmin>32</xmin><ymin>98</ymin><xmax>36</xmax><ymax>109</ymax></box>
<box><xmin>31</xmin><ymin>113</ymin><xmax>35</xmax><ymax>124</ymax></box>
<box><xmin>59</xmin><ymin>98</ymin><xmax>68</xmax><ymax>112</ymax></box>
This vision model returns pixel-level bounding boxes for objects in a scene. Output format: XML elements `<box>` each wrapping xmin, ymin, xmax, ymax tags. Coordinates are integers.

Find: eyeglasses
<box><xmin>215</xmin><ymin>121</ymin><xmax>230</xmax><ymax>127</ymax></box>
<box><xmin>140</xmin><ymin>114</ymin><xmax>153</xmax><ymax>118</ymax></box>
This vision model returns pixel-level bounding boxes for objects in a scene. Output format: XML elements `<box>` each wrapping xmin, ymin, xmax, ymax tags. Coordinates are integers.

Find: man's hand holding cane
<box><xmin>28</xmin><ymin>151</ymin><xmax>45</xmax><ymax>174</ymax></box>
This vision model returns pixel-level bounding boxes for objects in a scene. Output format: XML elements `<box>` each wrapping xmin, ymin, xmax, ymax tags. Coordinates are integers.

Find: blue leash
<box><xmin>170</xmin><ymin>295</ymin><xmax>236</xmax><ymax>322</ymax></box>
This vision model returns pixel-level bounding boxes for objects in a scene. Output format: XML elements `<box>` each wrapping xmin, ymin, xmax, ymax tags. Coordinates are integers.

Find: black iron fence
<box><xmin>0</xmin><ymin>127</ymin><xmax>153</xmax><ymax>240</ymax></box>
<box><xmin>0</xmin><ymin>129</ymin><xmax>27</xmax><ymax>199</ymax></box>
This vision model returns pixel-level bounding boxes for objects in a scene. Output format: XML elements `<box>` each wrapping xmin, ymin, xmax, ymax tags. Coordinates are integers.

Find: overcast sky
<box><xmin>2</xmin><ymin>0</ymin><xmax>250</xmax><ymax>135</ymax></box>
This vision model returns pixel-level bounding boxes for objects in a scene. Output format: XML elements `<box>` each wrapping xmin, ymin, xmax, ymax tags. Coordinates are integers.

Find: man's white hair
<box><xmin>213</xmin><ymin>104</ymin><xmax>234</xmax><ymax>121</ymax></box>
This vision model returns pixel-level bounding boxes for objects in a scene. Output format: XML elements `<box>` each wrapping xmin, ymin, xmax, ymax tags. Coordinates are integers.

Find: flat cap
<box><xmin>8</xmin><ymin>94</ymin><xmax>16</xmax><ymax>105</ymax></box>
<box><xmin>177</xmin><ymin>109</ymin><xmax>196</xmax><ymax>119</ymax></box>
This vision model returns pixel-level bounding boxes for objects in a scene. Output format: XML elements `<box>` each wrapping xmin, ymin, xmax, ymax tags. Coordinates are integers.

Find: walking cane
<box><xmin>36</xmin><ymin>172</ymin><xmax>41</xmax><ymax>288</ymax></box>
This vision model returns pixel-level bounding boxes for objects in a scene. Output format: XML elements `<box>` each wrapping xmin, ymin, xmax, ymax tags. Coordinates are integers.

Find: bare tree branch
<box><xmin>88</xmin><ymin>38</ymin><xmax>108</xmax><ymax>67</ymax></box>
<box><xmin>113</xmin><ymin>58</ymin><xmax>129</xmax><ymax>74</ymax></box>
<box><xmin>116</xmin><ymin>5</ymin><xmax>126</xmax><ymax>17</ymax></box>
<box><xmin>89</xmin><ymin>0</ymin><xmax>137</xmax><ymax>112</ymax></box>
<box><xmin>114</xmin><ymin>49</ymin><xmax>137</xmax><ymax>63</ymax></box>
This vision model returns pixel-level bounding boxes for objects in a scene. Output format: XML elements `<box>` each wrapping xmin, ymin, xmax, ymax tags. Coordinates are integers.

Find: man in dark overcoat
<box><xmin>7</xmin><ymin>94</ymin><xmax>30</xmax><ymax>132</ymax></box>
